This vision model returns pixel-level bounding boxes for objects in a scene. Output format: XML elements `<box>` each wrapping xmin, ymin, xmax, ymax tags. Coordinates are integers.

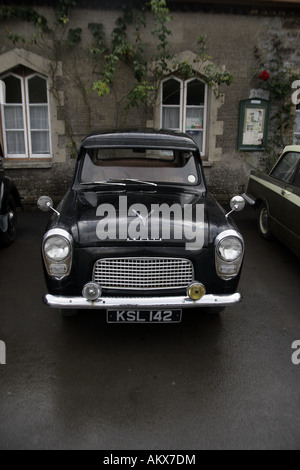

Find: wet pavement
<box><xmin>0</xmin><ymin>207</ymin><xmax>299</xmax><ymax>449</ymax></box>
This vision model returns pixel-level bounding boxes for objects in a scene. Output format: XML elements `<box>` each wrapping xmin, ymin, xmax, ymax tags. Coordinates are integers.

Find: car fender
<box><xmin>0</xmin><ymin>176</ymin><xmax>22</xmax><ymax>215</ymax></box>
<box><xmin>0</xmin><ymin>213</ymin><xmax>9</xmax><ymax>232</ymax></box>
<box><xmin>247</xmin><ymin>173</ymin><xmax>272</xmax><ymax>212</ymax></box>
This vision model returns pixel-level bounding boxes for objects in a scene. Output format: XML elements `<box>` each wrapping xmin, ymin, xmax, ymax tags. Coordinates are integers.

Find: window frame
<box><xmin>271</xmin><ymin>151</ymin><xmax>300</xmax><ymax>184</ymax></box>
<box><xmin>291</xmin><ymin>160</ymin><xmax>300</xmax><ymax>189</ymax></box>
<box><xmin>160</xmin><ymin>76</ymin><xmax>183</xmax><ymax>131</ymax></box>
<box><xmin>0</xmin><ymin>70</ymin><xmax>51</xmax><ymax>161</ymax></box>
<box><xmin>160</xmin><ymin>76</ymin><xmax>207</xmax><ymax>156</ymax></box>
<box><xmin>183</xmin><ymin>77</ymin><xmax>207</xmax><ymax>156</ymax></box>
<box><xmin>1</xmin><ymin>72</ymin><xmax>28</xmax><ymax>159</ymax></box>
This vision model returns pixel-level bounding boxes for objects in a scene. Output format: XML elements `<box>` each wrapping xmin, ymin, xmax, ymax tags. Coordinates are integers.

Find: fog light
<box><xmin>187</xmin><ymin>282</ymin><xmax>206</xmax><ymax>300</ymax></box>
<box><xmin>82</xmin><ymin>282</ymin><xmax>102</xmax><ymax>301</ymax></box>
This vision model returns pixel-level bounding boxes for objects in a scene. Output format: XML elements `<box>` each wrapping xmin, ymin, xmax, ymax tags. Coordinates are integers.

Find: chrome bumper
<box><xmin>43</xmin><ymin>293</ymin><xmax>242</xmax><ymax>310</ymax></box>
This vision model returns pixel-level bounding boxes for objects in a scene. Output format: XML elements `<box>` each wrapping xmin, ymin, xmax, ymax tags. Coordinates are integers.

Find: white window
<box><xmin>161</xmin><ymin>77</ymin><xmax>207</xmax><ymax>155</ymax></box>
<box><xmin>294</xmin><ymin>104</ymin><xmax>300</xmax><ymax>144</ymax></box>
<box><xmin>161</xmin><ymin>77</ymin><xmax>183</xmax><ymax>131</ymax></box>
<box><xmin>0</xmin><ymin>70</ymin><xmax>51</xmax><ymax>159</ymax></box>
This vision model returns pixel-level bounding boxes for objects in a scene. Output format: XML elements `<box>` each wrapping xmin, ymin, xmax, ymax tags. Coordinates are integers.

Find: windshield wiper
<box><xmin>80</xmin><ymin>178</ymin><xmax>157</xmax><ymax>187</ymax></box>
<box><xmin>80</xmin><ymin>180</ymin><xmax>126</xmax><ymax>186</ymax></box>
<box><xmin>108</xmin><ymin>178</ymin><xmax>157</xmax><ymax>187</ymax></box>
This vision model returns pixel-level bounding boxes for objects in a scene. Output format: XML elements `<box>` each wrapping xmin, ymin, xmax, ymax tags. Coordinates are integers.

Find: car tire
<box><xmin>257</xmin><ymin>203</ymin><xmax>273</xmax><ymax>240</ymax></box>
<box><xmin>59</xmin><ymin>308</ymin><xmax>78</xmax><ymax>318</ymax></box>
<box><xmin>0</xmin><ymin>195</ymin><xmax>17</xmax><ymax>247</ymax></box>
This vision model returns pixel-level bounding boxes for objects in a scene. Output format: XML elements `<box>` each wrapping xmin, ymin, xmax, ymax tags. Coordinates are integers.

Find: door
<box><xmin>270</xmin><ymin>151</ymin><xmax>300</xmax><ymax>254</ymax></box>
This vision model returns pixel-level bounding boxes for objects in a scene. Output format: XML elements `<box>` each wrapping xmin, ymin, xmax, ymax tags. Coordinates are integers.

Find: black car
<box><xmin>0</xmin><ymin>144</ymin><xmax>22</xmax><ymax>247</ymax></box>
<box><xmin>38</xmin><ymin>130</ymin><xmax>246</xmax><ymax>322</ymax></box>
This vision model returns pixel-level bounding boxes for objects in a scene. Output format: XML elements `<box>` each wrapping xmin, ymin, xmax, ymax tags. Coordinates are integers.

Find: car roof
<box><xmin>282</xmin><ymin>145</ymin><xmax>300</xmax><ymax>153</ymax></box>
<box><xmin>81</xmin><ymin>129</ymin><xmax>199</xmax><ymax>152</ymax></box>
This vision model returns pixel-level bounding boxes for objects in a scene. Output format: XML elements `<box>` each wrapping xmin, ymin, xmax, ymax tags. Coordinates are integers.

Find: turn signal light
<box><xmin>187</xmin><ymin>282</ymin><xmax>206</xmax><ymax>301</ymax></box>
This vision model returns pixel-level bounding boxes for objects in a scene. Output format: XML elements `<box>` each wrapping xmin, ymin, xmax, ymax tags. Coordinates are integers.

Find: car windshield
<box><xmin>79</xmin><ymin>148</ymin><xmax>200</xmax><ymax>186</ymax></box>
<box><xmin>271</xmin><ymin>151</ymin><xmax>300</xmax><ymax>183</ymax></box>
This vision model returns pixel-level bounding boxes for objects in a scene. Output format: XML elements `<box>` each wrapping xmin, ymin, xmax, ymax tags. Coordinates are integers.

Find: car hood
<box><xmin>54</xmin><ymin>189</ymin><xmax>234</xmax><ymax>249</ymax></box>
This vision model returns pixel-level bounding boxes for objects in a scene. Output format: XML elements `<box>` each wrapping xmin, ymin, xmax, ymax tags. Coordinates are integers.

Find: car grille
<box><xmin>93</xmin><ymin>257</ymin><xmax>194</xmax><ymax>290</ymax></box>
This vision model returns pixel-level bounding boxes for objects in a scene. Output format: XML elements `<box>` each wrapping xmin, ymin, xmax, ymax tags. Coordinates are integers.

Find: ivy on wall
<box><xmin>89</xmin><ymin>1</ymin><xmax>234</xmax><ymax>109</ymax></box>
<box><xmin>254</xmin><ymin>35</ymin><xmax>299</xmax><ymax>171</ymax></box>
<box><xmin>0</xmin><ymin>0</ymin><xmax>233</xmax><ymax>156</ymax></box>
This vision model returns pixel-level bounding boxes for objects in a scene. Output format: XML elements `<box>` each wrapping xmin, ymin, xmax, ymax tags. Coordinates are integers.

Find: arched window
<box><xmin>161</xmin><ymin>77</ymin><xmax>182</xmax><ymax>130</ymax></box>
<box><xmin>0</xmin><ymin>68</ymin><xmax>51</xmax><ymax>159</ymax></box>
<box><xmin>161</xmin><ymin>77</ymin><xmax>207</xmax><ymax>155</ymax></box>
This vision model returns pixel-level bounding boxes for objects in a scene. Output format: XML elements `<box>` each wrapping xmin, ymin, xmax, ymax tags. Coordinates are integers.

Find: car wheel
<box><xmin>257</xmin><ymin>203</ymin><xmax>273</xmax><ymax>240</ymax></box>
<box><xmin>59</xmin><ymin>308</ymin><xmax>78</xmax><ymax>318</ymax></box>
<box><xmin>0</xmin><ymin>195</ymin><xmax>17</xmax><ymax>247</ymax></box>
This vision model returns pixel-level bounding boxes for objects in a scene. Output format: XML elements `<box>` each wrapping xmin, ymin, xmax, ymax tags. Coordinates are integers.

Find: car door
<box><xmin>270</xmin><ymin>151</ymin><xmax>300</xmax><ymax>255</ymax></box>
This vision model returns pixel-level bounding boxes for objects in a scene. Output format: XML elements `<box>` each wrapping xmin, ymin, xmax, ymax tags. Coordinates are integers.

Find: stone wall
<box><xmin>0</xmin><ymin>1</ymin><xmax>299</xmax><ymax>205</ymax></box>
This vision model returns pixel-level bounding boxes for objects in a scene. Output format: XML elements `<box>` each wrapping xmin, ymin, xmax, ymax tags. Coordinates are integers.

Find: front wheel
<box><xmin>257</xmin><ymin>203</ymin><xmax>273</xmax><ymax>240</ymax></box>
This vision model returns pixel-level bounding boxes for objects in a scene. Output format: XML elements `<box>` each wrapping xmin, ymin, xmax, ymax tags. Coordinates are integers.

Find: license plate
<box><xmin>107</xmin><ymin>309</ymin><xmax>182</xmax><ymax>323</ymax></box>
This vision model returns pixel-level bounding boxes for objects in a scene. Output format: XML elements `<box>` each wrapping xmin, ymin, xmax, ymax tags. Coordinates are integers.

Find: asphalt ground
<box><xmin>0</xmin><ymin>206</ymin><xmax>299</xmax><ymax>450</ymax></box>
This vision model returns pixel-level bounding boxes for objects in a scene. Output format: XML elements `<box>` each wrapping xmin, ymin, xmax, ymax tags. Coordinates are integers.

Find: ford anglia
<box><xmin>38</xmin><ymin>130</ymin><xmax>245</xmax><ymax>322</ymax></box>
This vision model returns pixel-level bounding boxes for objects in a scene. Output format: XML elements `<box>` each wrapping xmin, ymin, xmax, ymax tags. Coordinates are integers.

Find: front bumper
<box><xmin>43</xmin><ymin>292</ymin><xmax>242</xmax><ymax>310</ymax></box>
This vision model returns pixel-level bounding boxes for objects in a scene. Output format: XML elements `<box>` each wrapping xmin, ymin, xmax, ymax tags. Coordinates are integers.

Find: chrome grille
<box><xmin>93</xmin><ymin>257</ymin><xmax>194</xmax><ymax>290</ymax></box>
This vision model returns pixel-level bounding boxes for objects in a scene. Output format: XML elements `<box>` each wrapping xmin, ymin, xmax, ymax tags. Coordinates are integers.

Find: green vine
<box><xmin>88</xmin><ymin>23</ymin><xmax>107</xmax><ymax>59</ymax></box>
<box><xmin>0</xmin><ymin>6</ymin><xmax>49</xmax><ymax>33</ymax></box>
<box><xmin>254</xmin><ymin>38</ymin><xmax>299</xmax><ymax>171</ymax></box>
<box><xmin>90</xmin><ymin>0</ymin><xmax>233</xmax><ymax>112</ymax></box>
<box><xmin>0</xmin><ymin>1</ymin><xmax>87</xmax><ymax>156</ymax></box>
<box><xmin>55</xmin><ymin>0</ymin><xmax>77</xmax><ymax>26</ymax></box>
<box><xmin>150</xmin><ymin>0</ymin><xmax>173</xmax><ymax>75</ymax></box>
<box><xmin>89</xmin><ymin>3</ymin><xmax>147</xmax><ymax>101</ymax></box>
<box><xmin>1</xmin><ymin>0</ymin><xmax>234</xmax><ymax>151</ymax></box>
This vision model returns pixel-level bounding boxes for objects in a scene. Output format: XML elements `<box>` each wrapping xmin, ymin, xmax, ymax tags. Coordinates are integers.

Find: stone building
<box><xmin>0</xmin><ymin>0</ymin><xmax>299</xmax><ymax>204</ymax></box>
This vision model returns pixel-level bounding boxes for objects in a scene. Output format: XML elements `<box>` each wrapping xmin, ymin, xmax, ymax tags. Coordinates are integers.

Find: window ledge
<box><xmin>4</xmin><ymin>161</ymin><xmax>52</xmax><ymax>170</ymax></box>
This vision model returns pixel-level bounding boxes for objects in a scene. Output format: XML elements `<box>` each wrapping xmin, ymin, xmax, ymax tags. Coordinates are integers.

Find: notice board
<box><xmin>238</xmin><ymin>98</ymin><xmax>270</xmax><ymax>151</ymax></box>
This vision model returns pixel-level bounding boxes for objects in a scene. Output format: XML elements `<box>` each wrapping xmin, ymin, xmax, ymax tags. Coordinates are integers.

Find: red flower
<box><xmin>258</xmin><ymin>70</ymin><xmax>270</xmax><ymax>82</ymax></box>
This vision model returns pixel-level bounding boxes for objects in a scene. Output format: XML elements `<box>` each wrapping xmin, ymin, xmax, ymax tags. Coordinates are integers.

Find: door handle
<box><xmin>281</xmin><ymin>189</ymin><xmax>292</xmax><ymax>196</ymax></box>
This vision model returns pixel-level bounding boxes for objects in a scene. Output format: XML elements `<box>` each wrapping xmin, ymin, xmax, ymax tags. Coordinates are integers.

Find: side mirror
<box><xmin>37</xmin><ymin>196</ymin><xmax>60</xmax><ymax>216</ymax></box>
<box><xmin>225</xmin><ymin>195</ymin><xmax>246</xmax><ymax>219</ymax></box>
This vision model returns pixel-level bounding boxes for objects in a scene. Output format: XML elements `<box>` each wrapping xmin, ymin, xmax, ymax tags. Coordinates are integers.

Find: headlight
<box><xmin>215</xmin><ymin>230</ymin><xmax>244</xmax><ymax>280</ymax></box>
<box><xmin>217</xmin><ymin>236</ymin><xmax>243</xmax><ymax>262</ymax></box>
<box><xmin>42</xmin><ymin>229</ymin><xmax>73</xmax><ymax>279</ymax></box>
<box><xmin>44</xmin><ymin>235</ymin><xmax>71</xmax><ymax>261</ymax></box>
